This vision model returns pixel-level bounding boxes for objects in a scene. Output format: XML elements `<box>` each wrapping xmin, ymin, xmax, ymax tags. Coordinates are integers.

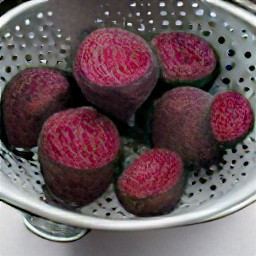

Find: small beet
<box><xmin>151</xmin><ymin>32</ymin><xmax>217</xmax><ymax>88</ymax></box>
<box><xmin>116</xmin><ymin>148</ymin><xmax>185</xmax><ymax>217</ymax></box>
<box><xmin>73</xmin><ymin>28</ymin><xmax>159</xmax><ymax>124</ymax></box>
<box><xmin>210</xmin><ymin>91</ymin><xmax>254</xmax><ymax>146</ymax></box>
<box><xmin>153</xmin><ymin>87</ymin><xmax>219</xmax><ymax>166</ymax></box>
<box><xmin>2</xmin><ymin>68</ymin><xmax>70</xmax><ymax>148</ymax></box>
<box><xmin>38</xmin><ymin>107</ymin><xmax>120</xmax><ymax>206</ymax></box>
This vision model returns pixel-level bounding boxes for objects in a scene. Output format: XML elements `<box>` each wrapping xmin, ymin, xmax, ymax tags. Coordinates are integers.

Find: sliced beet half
<box><xmin>38</xmin><ymin>107</ymin><xmax>120</xmax><ymax>207</ymax></box>
<box><xmin>210</xmin><ymin>91</ymin><xmax>254</xmax><ymax>147</ymax></box>
<box><xmin>116</xmin><ymin>148</ymin><xmax>186</xmax><ymax>217</ymax></box>
<box><xmin>73</xmin><ymin>28</ymin><xmax>159</xmax><ymax>124</ymax></box>
<box><xmin>152</xmin><ymin>87</ymin><xmax>220</xmax><ymax>166</ymax></box>
<box><xmin>2</xmin><ymin>68</ymin><xmax>71</xmax><ymax>148</ymax></box>
<box><xmin>151</xmin><ymin>32</ymin><xmax>218</xmax><ymax>89</ymax></box>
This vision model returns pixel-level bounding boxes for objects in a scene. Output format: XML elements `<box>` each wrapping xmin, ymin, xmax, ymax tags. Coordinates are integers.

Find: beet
<box><xmin>116</xmin><ymin>148</ymin><xmax>185</xmax><ymax>217</ymax></box>
<box><xmin>153</xmin><ymin>87</ymin><xmax>220</xmax><ymax>166</ymax></box>
<box><xmin>73</xmin><ymin>28</ymin><xmax>159</xmax><ymax>124</ymax></box>
<box><xmin>38</xmin><ymin>107</ymin><xmax>120</xmax><ymax>206</ymax></box>
<box><xmin>151</xmin><ymin>32</ymin><xmax>218</xmax><ymax>88</ymax></box>
<box><xmin>2</xmin><ymin>68</ymin><xmax>70</xmax><ymax>148</ymax></box>
<box><xmin>210</xmin><ymin>91</ymin><xmax>254</xmax><ymax>146</ymax></box>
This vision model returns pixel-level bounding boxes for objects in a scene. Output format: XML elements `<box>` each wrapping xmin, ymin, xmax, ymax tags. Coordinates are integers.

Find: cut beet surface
<box><xmin>116</xmin><ymin>148</ymin><xmax>185</xmax><ymax>217</ymax></box>
<box><xmin>151</xmin><ymin>32</ymin><xmax>217</xmax><ymax>88</ymax></box>
<box><xmin>210</xmin><ymin>91</ymin><xmax>254</xmax><ymax>146</ymax></box>
<box><xmin>73</xmin><ymin>28</ymin><xmax>159</xmax><ymax>124</ymax></box>
<box><xmin>153</xmin><ymin>87</ymin><xmax>220</xmax><ymax>166</ymax></box>
<box><xmin>38</xmin><ymin>107</ymin><xmax>120</xmax><ymax>207</ymax></box>
<box><xmin>2</xmin><ymin>68</ymin><xmax>71</xmax><ymax>148</ymax></box>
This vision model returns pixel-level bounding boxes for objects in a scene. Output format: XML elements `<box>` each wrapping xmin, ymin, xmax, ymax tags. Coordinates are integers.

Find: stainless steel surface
<box><xmin>228</xmin><ymin>0</ymin><xmax>256</xmax><ymax>13</ymax></box>
<box><xmin>0</xmin><ymin>0</ymin><xmax>256</xmax><ymax>231</ymax></box>
<box><xmin>2</xmin><ymin>202</ymin><xmax>255</xmax><ymax>256</ymax></box>
<box><xmin>23</xmin><ymin>212</ymin><xmax>89</xmax><ymax>241</ymax></box>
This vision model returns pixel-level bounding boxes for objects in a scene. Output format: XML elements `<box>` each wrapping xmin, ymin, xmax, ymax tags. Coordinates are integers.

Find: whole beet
<box><xmin>151</xmin><ymin>32</ymin><xmax>218</xmax><ymax>89</ymax></box>
<box><xmin>116</xmin><ymin>149</ymin><xmax>185</xmax><ymax>217</ymax></box>
<box><xmin>153</xmin><ymin>87</ymin><xmax>219</xmax><ymax>166</ymax></box>
<box><xmin>2</xmin><ymin>68</ymin><xmax>70</xmax><ymax>148</ymax></box>
<box><xmin>73</xmin><ymin>28</ymin><xmax>159</xmax><ymax>124</ymax></box>
<box><xmin>210</xmin><ymin>91</ymin><xmax>254</xmax><ymax>147</ymax></box>
<box><xmin>38</xmin><ymin>107</ymin><xmax>120</xmax><ymax>207</ymax></box>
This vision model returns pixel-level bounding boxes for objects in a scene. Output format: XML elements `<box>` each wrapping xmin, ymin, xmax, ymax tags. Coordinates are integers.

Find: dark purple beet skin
<box><xmin>153</xmin><ymin>87</ymin><xmax>220</xmax><ymax>166</ymax></box>
<box><xmin>116</xmin><ymin>149</ymin><xmax>185</xmax><ymax>217</ymax></box>
<box><xmin>151</xmin><ymin>32</ymin><xmax>217</xmax><ymax>87</ymax></box>
<box><xmin>210</xmin><ymin>91</ymin><xmax>254</xmax><ymax>146</ymax></box>
<box><xmin>73</xmin><ymin>28</ymin><xmax>159</xmax><ymax>124</ymax></box>
<box><xmin>2</xmin><ymin>68</ymin><xmax>71</xmax><ymax>148</ymax></box>
<box><xmin>38</xmin><ymin>107</ymin><xmax>120</xmax><ymax>207</ymax></box>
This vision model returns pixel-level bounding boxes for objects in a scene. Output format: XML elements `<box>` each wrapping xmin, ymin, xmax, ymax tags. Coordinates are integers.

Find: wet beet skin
<box><xmin>73</xmin><ymin>28</ymin><xmax>159</xmax><ymax>124</ymax></box>
<box><xmin>2</xmin><ymin>68</ymin><xmax>70</xmax><ymax>148</ymax></box>
<box><xmin>116</xmin><ymin>149</ymin><xmax>185</xmax><ymax>217</ymax></box>
<box><xmin>38</xmin><ymin>107</ymin><xmax>120</xmax><ymax>207</ymax></box>
<box><xmin>210</xmin><ymin>91</ymin><xmax>254</xmax><ymax>147</ymax></box>
<box><xmin>153</xmin><ymin>87</ymin><xmax>220</xmax><ymax>166</ymax></box>
<box><xmin>151</xmin><ymin>32</ymin><xmax>217</xmax><ymax>88</ymax></box>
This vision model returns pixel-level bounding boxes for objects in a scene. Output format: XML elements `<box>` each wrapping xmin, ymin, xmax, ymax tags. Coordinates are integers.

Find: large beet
<box><xmin>38</xmin><ymin>107</ymin><xmax>120</xmax><ymax>206</ymax></box>
<box><xmin>116</xmin><ymin>149</ymin><xmax>185</xmax><ymax>217</ymax></box>
<box><xmin>2</xmin><ymin>68</ymin><xmax>70</xmax><ymax>148</ymax></box>
<box><xmin>210</xmin><ymin>91</ymin><xmax>254</xmax><ymax>147</ymax></box>
<box><xmin>151</xmin><ymin>32</ymin><xmax>218</xmax><ymax>88</ymax></box>
<box><xmin>153</xmin><ymin>87</ymin><xmax>219</xmax><ymax>166</ymax></box>
<box><xmin>73</xmin><ymin>28</ymin><xmax>159</xmax><ymax>124</ymax></box>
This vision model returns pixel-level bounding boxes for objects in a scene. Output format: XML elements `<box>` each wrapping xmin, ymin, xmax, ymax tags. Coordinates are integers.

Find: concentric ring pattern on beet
<box><xmin>38</xmin><ymin>107</ymin><xmax>120</xmax><ymax>206</ymax></box>
<box><xmin>2</xmin><ymin>68</ymin><xmax>71</xmax><ymax>148</ymax></box>
<box><xmin>151</xmin><ymin>32</ymin><xmax>217</xmax><ymax>87</ymax></box>
<box><xmin>116</xmin><ymin>148</ymin><xmax>185</xmax><ymax>217</ymax></box>
<box><xmin>73</xmin><ymin>28</ymin><xmax>159</xmax><ymax>124</ymax></box>
<box><xmin>210</xmin><ymin>91</ymin><xmax>254</xmax><ymax>146</ymax></box>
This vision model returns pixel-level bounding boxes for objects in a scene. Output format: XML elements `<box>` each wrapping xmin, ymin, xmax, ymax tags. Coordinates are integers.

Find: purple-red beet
<box><xmin>116</xmin><ymin>148</ymin><xmax>185</xmax><ymax>217</ymax></box>
<box><xmin>210</xmin><ymin>91</ymin><xmax>254</xmax><ymax>146</ymax></box>
<box><xmin>73</xmin><ymin>28</ymin><xmax>159</xmax><ymax>124</ymax></box>
<box><xmin>2</xmin><ymin>68</ymin><xmax>70</xmax><ymax>148</ymax></box>
<box><xmin>153</xmin><ymin>87</ymin><xmax>219</xmax><ymax>166</ymax></box>
<box><xmin>38</xmin><ymin>107</ymin><xmax>120</xmax><ymax>206</ymax></box>
<box><xmin>151</xmin><ymin>32</ymin><xmax>217</xmax><ymax>88</ymax></box>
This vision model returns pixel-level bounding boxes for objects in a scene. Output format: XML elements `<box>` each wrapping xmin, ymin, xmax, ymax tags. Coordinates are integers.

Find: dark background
<box><xmin>0</xmin><ymin>0</ymin><xmax>29</xmax><ymax>16</ymax></box>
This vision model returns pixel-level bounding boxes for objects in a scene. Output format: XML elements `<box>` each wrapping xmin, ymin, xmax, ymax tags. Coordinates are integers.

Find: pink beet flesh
<box><xmin>39</xmin><ymin>107</ymin><xmax>120</xmax><ymax>206</ymax></box>
<box><xmin>75</xmin><ymin>28</ymin><xmax>152</xmax><ymax>87</ymax></box>
<box><xmin>3</xmin><ymin>68</ymin><xmax>70</xmax><ymax>148</ymax></box>
<box><xmin>41</xmin><ymin>107</ymin><xmax>120</xmax><ymax>170</ymax></box>
<box><xmin>73</xmin><ymin>28</ymin><xmax>159</xmax><ymax>123</ymax></box>
<box><xmin>151</xmin><ymin>33</ymin><xmax>216</xmax><ymax>82</ymax></box>
<box><xmin>210</xmin><ymin>91</ymin><xmax>254</xmax><ymax>143</ymax></box>
<box><xmin>118</xmin><ymin>149</ymin><xmax>183</xmax><ymax>199</ymax></box>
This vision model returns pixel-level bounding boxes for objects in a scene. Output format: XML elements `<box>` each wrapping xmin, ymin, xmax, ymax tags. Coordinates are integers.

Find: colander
<box><xmin>0</xmin><ymin>0</ymin><xmax>256</xmax><ymax>242</ymax></box>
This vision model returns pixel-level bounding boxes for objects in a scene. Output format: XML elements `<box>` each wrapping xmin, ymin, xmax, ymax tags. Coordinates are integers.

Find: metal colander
<box><xmin>0</xmin><ymin>0</ymin><xmax>256</xmax><ymax>241</ymax></box>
